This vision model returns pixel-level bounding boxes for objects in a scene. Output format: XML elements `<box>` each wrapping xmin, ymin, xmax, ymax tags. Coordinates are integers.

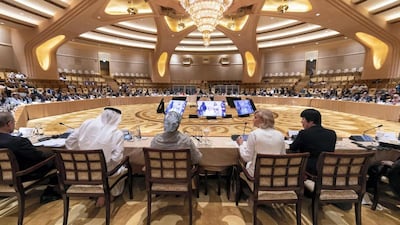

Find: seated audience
<box><xmin>151</xmin><ymin>111</ymin><xmax>202</xmax><ymax>164</ymax></box>
<box><xmin>236</xmin><ymin>109</ymin><xmax>286</xmax><ymax>177</ymax></box>
<box><xmin>65</xmin><ymin>107</ymin><xmax>127</xmax><ymax>207</ymax></box>
<box><xmin>0</xmin><ymin>111</ymin><xmax>60</xmax><ymax>203</ymax></box>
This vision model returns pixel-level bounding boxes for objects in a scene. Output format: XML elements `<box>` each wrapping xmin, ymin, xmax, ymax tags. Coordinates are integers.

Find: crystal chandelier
<box><xmin>180</xmin><ymin>0</ymin><xmax>233</xmax><ymax>47</ymax></box>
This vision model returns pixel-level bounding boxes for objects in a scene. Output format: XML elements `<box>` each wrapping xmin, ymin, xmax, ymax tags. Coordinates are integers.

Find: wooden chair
<box><xmin>310</xmin><ymin>151</ymin><xmax>374</xmax><ymax>225</ymax></box>
<box><xmin>235</xmin><ymin>153</ymin><xmax>309</xmax><ymax>225</ymax></box>
<box><xmin>143</xmin><ymin>148</ymin><xmax>199</xmax><ymax>225</ymax></box>
<box><xmin>0</xmin><ymin>148</ymin><xmax>57</xmax><ymax>225</ymax></box>
<box><xmin>371</xmin><ymin>161</ymin><xmax>400</xmax><ymax>210</ymax></box>
<box><xmin>54</xmin><ymin>149</ymin><xmax>133</xmax><ymax>225</ymax></box>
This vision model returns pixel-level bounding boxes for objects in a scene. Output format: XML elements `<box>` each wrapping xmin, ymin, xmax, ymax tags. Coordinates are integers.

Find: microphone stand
<box><xmin>363</xmin><ymin>125</ymin><xmax>383</xmax><ymax>135</ymax></box>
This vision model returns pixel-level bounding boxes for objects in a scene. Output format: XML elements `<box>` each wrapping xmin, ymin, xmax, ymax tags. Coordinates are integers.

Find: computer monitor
<box><xmin>197</xmin><ymin>100</ymin><xmax>226</xmax><ymax>117</ymax></box>
<box><xmin>165</xmin><ymin>100</ymin><xmax>187</xmax><ymax>115</ymax></box>
<box><xmin>226</xmin><ymin>96</ymin><xmax>241</xmax><ymax>108</ymax></box>
<box><xmin>233</xmin><ymin>99</ymin><xmax>255</xmax><ymax>116</ymax></box>
<box><xmin>172</xmin><ymin>96</ymin><xmax>187</xmax><ymax>101</ymax></box>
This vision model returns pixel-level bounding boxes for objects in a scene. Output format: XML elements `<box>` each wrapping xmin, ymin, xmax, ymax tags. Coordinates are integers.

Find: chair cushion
<box><xmin>320</xmin><ymin>190</ymin><xmax>358</xmax><ymax>200</ymax></box>
<box><xmin>0</xmin><ymin>184</ymin><xmax>15</xmax><ymax>193</ymax></box>
<box><xmin>67</xmin><ymin>184</ymin><xmax>104</xmax><ymax>194</ymax></box>
<box><xmin>152</xmin><ymin>183</ymin><xmax>188</xmax><ymax>192</ymax></box>
<box><xmin>258</xmin><ymin>190</ymin><xmax>298</xmax><ymax>201</ymax></box>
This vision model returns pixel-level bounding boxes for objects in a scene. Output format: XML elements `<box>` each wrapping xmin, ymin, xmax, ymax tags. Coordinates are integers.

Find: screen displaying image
<box><xmin>233</xmin><ymin>99</ymin><xmax>255</xmax><ymax>116</ymax></box>
<box><xmin>165</xmin><ymin>100</ymin><xmax>187</xmax><ymax>115</ymax></box>
<box><xmin>197</xmin><ymin>101</ymin><xmax>226</xmax><ymax>117</ymax></box>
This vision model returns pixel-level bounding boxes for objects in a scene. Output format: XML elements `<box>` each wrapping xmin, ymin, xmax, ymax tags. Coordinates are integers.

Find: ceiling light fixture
<box><xmin>180</xmin><ymin>0</ymin><xmax>233</xmax><ymax>47</ymax></box>
<box><xmin>127</xmin><ymin>1</ymin><xmax>137</xmax><ymax>15</ymax></box>
<box><xmin>277</xmin><ymin>0</ymin><xmax>289</xmax><ymax>13</ymax></box>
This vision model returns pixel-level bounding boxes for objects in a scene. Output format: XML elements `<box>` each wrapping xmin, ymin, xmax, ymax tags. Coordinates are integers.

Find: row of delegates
<box><xmin>0</xmin><ymin>112</ymin><xmax>61</xmax><ymax>203</ymax></box>
<box><xmin>65</xmin><ymin>107</ymin><xmax>127</xmax><ymax>207</ymax></box>
<box><xmin>236</xmin><ymin>108</ymin><xmax>337</xmax><ymax>178</ymax></box>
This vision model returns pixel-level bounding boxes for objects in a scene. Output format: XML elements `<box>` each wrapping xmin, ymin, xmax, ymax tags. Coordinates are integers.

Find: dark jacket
<box><xmin>0</xmin><ymin>133</ymin><xmax>54</xmax><ymax>181</ymax></box>
<box><xmin>289</xmin><ymin>125</ymin><xmax>336</xmax><ymax>175</ymax></box>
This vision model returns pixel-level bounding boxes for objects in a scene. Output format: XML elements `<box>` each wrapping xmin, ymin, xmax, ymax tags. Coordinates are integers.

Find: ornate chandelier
<box><xmin>180</xmin><ymin>0</ymin><xmax>233</xmax><ymax>47</ymax></box>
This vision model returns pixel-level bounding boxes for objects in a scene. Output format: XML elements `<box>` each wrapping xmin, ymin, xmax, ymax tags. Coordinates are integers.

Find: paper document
<box><xmin>33</xmin><ymin>138</ymin><xmax>66</xmax><ymax>147</ymax></box>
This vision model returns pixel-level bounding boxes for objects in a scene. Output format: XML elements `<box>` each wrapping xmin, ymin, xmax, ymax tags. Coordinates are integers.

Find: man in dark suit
<box><xmin>288</xmin><ymin>109</ymin><xmax>353</xmax><ymax>210</ymax></box>
<box><xmin>0</xmin><ymin>111</ymin><xmax>60</xmax><ymax>203</ymax></box>
<box><xmin>289</xmin><ymin>108</ymin><xmax>337</xmax><ymax>176</ymax></box>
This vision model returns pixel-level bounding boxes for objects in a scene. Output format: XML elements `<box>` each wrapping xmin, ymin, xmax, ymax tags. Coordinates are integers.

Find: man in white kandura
<box><xmin>65</xmin><ymin>107</ymin><xmax>126</xmax><ymax>207</ymax></box>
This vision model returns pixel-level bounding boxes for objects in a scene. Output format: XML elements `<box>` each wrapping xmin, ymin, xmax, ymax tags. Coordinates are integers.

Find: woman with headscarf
<box><xmin>65</xmin><ymin>107</ymin><xmax>126</xmax><ymax>207</ymax></box>
<box><xmin>151</xmin><ymin>111</ymin><xmax>202</xmax><ymax>164</ymax></box>
<box><xmin>236</xmin><ymin>109</ymin><xmax>286</xmax><ymax>177</ymax></box>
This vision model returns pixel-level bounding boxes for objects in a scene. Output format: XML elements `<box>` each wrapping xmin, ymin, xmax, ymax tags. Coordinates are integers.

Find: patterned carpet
<box><xmin>26</xmin><ymin>103</ymin><xmax>400</xmax><ymax>139</ymax></box>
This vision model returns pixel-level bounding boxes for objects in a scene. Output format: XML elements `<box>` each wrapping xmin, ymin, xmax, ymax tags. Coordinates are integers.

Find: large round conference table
<box><xmin>22</xmin><ymin>95</ymin><xmax>400</xmax><ymax>174</ymax></box>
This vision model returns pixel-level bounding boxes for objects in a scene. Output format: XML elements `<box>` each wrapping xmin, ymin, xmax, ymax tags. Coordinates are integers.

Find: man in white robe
<box><xmin>65</xmin><ymin>107</ymin><xmax>126</xmax><ymax>207</ymax></box>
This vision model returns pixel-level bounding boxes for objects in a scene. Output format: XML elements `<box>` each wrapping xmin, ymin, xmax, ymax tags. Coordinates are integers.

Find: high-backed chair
<box><xmin>0</xmin><ymin>148</ymin><xmax>57</xmax><ymax>225</ymax></box>
<box><xmin>310</xmin><ymin>151</ymin><xmax>374</xmax><ymax>225</ymax></box>
<box><xmin>235</xmin><ymin>153</ymin><xmax>309</xmax><ymax>225</ymax></box>
<box><xmin>370</xmin><ymin>161</ymin><xmax>400</xmax><ymax>210</ymax></box>
<box><xmin>54</xmin><ymin>149</ymin><xmax>132</xmax><ymax>225</ymax></box>
<box><xmin>143</xmin><ymin>147</ymin><xmax>199</xmax><ymax>225</ymax></box>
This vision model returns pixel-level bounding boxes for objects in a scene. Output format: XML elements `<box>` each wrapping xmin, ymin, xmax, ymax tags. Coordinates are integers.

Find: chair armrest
<box><xmin>305</xmin><ymin>172</ymin><xmax>317</xmax><ymax>181</ymax></box>
<box><xmin>15</xmin><ymin>155</ymin><xmax>56</xmax><ymax>177</ymax></box>
<box><xmin>108</xmin><ymin>156</ymin><xmax>129</xmax><ymax>176</ymax></box>
<box><xmin>191</xmin><ymin>164</ymin><xmax>199</xmax><ymax>175</ymax></box>
<box><xmin>237</xmin><ymin>156</ymin><xmax>254</xmax><ymax>182</ymax></box>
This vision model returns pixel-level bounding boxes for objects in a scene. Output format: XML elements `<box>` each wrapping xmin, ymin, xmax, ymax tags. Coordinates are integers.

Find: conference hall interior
<box><xmin>1</xmin><ymin>0</ymin><xmax>400</xmax><ymax>225</ymax></box>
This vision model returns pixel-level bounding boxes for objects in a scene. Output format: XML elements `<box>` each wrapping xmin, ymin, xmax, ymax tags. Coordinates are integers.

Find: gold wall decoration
<box><xmin>356</xmin><ymin>32</ymin><xmax>388</xmax><ymax>70</ymax></box>
<box><xmin>157</xmin><ymin>52</ymin><xmax>168</xmax><ymax>77</ymax></box>
<box><xmin>245</xmin><ymin>51</ymin><xmax>256</xmax><ymax>77</ymax></box>
<box><xmin>36</xmin><ymin>35</ymin><xmax>65</xmax><ymax>71</ymax></box>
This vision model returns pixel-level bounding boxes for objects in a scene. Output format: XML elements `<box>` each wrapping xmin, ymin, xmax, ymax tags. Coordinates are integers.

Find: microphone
<box><xmin>242</xmin><ymin>122</ymin><xmax>248</xmax><ymax>136</ymax></box>
<box><xmin>231</xmin><ymin>122</ymin><xmax>248</xmax><ymax>141</ymax></box>
<box><xmin>363</xmin><ymin>124</ymin><xmax>383</xmax><ymax>135</ymax></box>
<box><xmin>192</xmin><ymin>135</ymin><xmax>202</xmax><ymax>143</ymax></box>
<box><xmin>59</xmin><ymin>122</ymin><xmax>74</xmax><ymax>129</ymax></box>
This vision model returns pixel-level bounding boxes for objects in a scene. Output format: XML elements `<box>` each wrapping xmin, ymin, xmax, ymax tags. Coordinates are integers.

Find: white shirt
<box><xmin>239</xmin><ymin>127</ymin><xmax>286</xmax><ymax>177</ymax></box>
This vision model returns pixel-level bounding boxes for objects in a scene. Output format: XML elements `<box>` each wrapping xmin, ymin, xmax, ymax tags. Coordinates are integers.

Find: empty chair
<box><xmin>309</xmin><ymin>151</ymin><xmax>374</xmax><ymax>225</ymax></box>
<box><xmin>143</xmin><ymin>148</ymin><xmax>199</xmax><ymax>225</ymax></box>
<box><xmin>0</xmin><ymin>148</ymin><xmax>57</xmax><ymax>225</ymax></box>
<box><xmin>235</xmin><ymin>153</ymin><xmax>309</xmax><ymax>225</ymax></box>
<box><xmin>54</xmin><ymin>149</ymin><xmax>132</xmax><ymax>225</ymax></box>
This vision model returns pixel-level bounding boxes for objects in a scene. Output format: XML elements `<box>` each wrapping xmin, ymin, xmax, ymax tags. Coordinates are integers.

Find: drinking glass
<box><xmin>203</xmin><ymin>127</ymin><xmax>210</xmax><ymax>145</ymax></box>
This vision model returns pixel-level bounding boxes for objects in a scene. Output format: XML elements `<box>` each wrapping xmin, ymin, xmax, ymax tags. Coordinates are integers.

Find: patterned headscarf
<box><xmin>164</xmin><ymin>111</ymin><xmax>181</xmax><ymax>132</ymax></box>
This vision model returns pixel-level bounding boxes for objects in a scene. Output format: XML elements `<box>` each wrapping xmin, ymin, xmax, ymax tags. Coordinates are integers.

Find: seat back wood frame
<box><xmin>55</xmin><ymin>149</ymin><xmax>132</xmax><ymax>225</ymax></box>
<box><xmin>143</xmin><ymin>147</ymin><xmax>197</xmax><ymax>225</ymax></box>
<box><xmin>312</xmin><ymin>151</ymin><xmax>375</xmax><ymax>225</ymax></box>
<box><xmin>235</xmin><ymin>152</ymin><xmax>309</xmax><ymax>225</ymax></box>
<box><xmin>0</xmin><ymin>148</ymin><xmax>56</xmax><ymax>225</ymax></box>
